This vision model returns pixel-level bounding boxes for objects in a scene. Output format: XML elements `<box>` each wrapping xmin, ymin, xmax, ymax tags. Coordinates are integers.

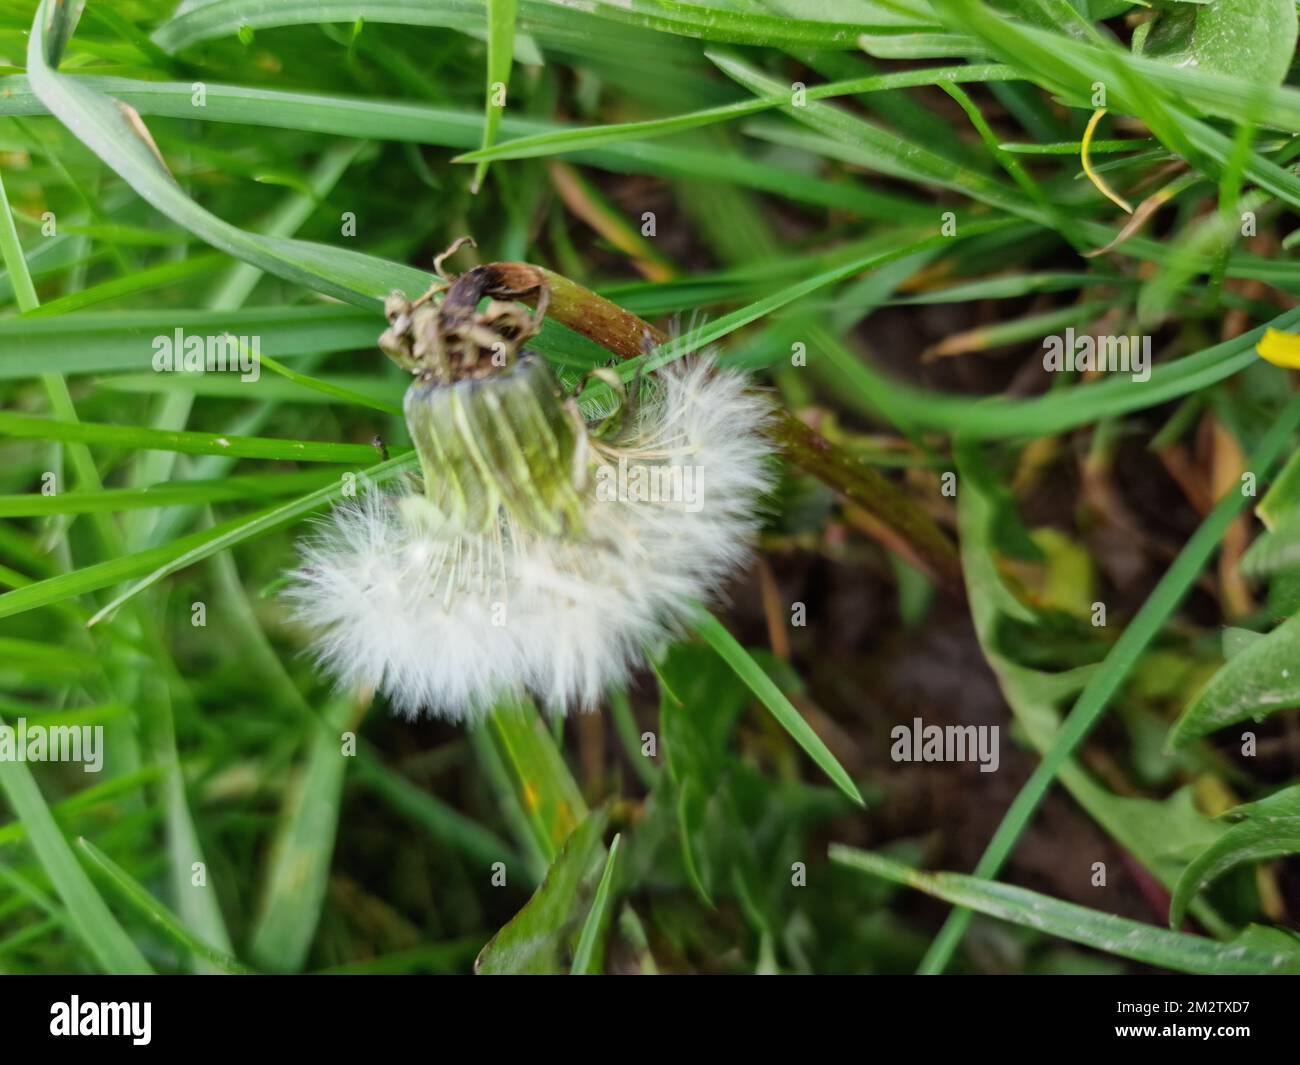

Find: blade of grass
<box><xmin>0</xmin><ymin>412</ymin><xmax>386</xmax><ymax>464</ymax></box>
<box><xmin>0</xmin><ymin>451</ymin><xmax>417</xmax><ymax>622</ymax></box>
<box><xmin>473</xmin><ymin>0</ymin><xmax>517</xmax><ymax>193</ymax></box>
<box><xmin>455</xmin><ymin>63</ymin><xmax>1015</xmax><ymax>163</ymax></box>
<box><xmin>253</xmin><ymin>351</ymin><xmax>402</xmax><ymax>416</ymax></box>
<box><xmin>0</xmin><ymin>306</ymin><xmax>382</xmax><ymax>380</ymax></box>
<box><xmin>76</xmin><ymin>837</ymin><xmax>253</xmax><ymax>974</ymax></box>
<box><xmin>0</xmin><ymin>715</ymin><xmax>152</xmax><ymax>973</ymax></box>
<box><xmin>570</xmin><ymin>832</ymin><xmax>621</xmax><ymax>975</ymax></box>
<box><xmin>708</xmin><ymin>50</ymin><xmax>1040</xmax><ymax>221</ymax></box>
<box><xmin>832</xmin><ymin>845</ymin><xmax>1300</xmax><ymax>975</ymax></box>
<box><xmin>249</xmin><ymin>693</ymin><xmax>366</xmax><ymax>973</ymax></box>
<box><xmin>0</xmin><ymin>76</ymin><xmax>910</xmax><ymax>219</ymax></box>
<box><xmin>25</xmin><ymin>1</ymin><xmax>428</xmax><ymax>307</ymax></box>
<box><xmin>21</xmin><ymin>252</ymin><xmax>225</xmax><ymax>317</ymax></box>
<box><xmin>150</xmin><ymin>0</ymin><xmax>890</xmax><ymax>52</ymax></box>
<box><xmin>0</xmin><ymin>472</ymin><xmax>339</xmax><ymax>517</ymax></box>
<box><xmin>692</xmin><ymin>605</ymin><xmax>863</xmax><ymax>806</ymax></box>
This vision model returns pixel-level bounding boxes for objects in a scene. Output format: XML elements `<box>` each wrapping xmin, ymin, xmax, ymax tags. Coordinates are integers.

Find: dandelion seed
<box><xmin>285</xmin><ymin>259</ymin><xmax>773</xmax><ymax>721</ymax></box>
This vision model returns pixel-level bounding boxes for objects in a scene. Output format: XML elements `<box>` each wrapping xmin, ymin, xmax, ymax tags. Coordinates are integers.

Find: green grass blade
<box><xmin>151</xmin><ymin>0</ymin><xmax>888</xmax><ymax>52</ymax></box>
<box><xmin>23</xmin><ymin>253</ymin><xmax>226</xmax><ymax>318</ymax></box>
<box><xmin>456</xmin><ymin>64</ymin><xmax>1015</xmax><ymax>163</ymax></box>
<box><xmin>0</xmin><ymin>306</ymin><xmax>383</xmax><ymax>380</ymax></box>
<box><xmin>0</xmin><ymin>715</ymin><xmax>153</xmax><ymax>974</ymax></box>
<box><xmin>76</xmin><ymin>837</ymin><xmax>253</xmax><ymax>974</ymax></box>
<box><xmin>692</xmin><ymin>606</ymin><xmax>863</xmax><ymax>807</ymax></box>
<box><xmin>832</xmin><ymin>845</ymin><xmax>1300</xmax><ymax>975</ymax></box>
<box><xmin>249</xmin><ymin>694</ymin><xmax>364</xmax><ymax>973</ymax></box>
<box><xmin>570</xmin><ymin>832</ymin><xmax>621</xmax><ymax>975</ymax></box>
<box><xmin>473</xmin><ymin>0</ymin><xmax>517</xmax><ymax>193</ymax></box>
<box><xmin>0</xmin><ymin>76</ymin><xmax>911</xmax><ymax>219</ymax></box>
<box><xmin>0</xmin><ymin>452</ymin><xmax>417</xmax><ymax>622</ymax></box>
<box><xmin>0</xmin><ymin>412</ymin><xmax>385</xmax><ymax>464</ymax></box>
<box><xmin>25</xmin><ymin>2</ymin><xmax>428</xmax><ymax>307</ymax></box>
<box><xmin>709</xmin><ymin>50</ymin><xmax>1036</xmax><ymax>220</ymax></box>
<box><xmin>0</xmin><ymin>472</ymin><xmax>339</xmax><ymax>517</ymax></box>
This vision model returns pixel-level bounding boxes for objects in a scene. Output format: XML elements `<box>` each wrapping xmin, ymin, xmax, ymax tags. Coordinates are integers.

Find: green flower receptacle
<box><xmin>403</xmin><ymin>355</ymin><xmax>587</xmax><ymax>538</ymax></box>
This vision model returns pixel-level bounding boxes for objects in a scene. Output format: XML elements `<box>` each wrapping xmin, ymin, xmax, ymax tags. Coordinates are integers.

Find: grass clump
<box><xmin>0</xmin><ymin>0</ymin><xmax>1299</xmax><ymax>976</ymax></box>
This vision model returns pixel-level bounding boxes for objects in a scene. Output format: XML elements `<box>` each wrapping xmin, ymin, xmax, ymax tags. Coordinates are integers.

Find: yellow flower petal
<box><xmin>1256</xmin><ymin>328</ymin><xmax>1300</xmax><ymax>369</ymax></box>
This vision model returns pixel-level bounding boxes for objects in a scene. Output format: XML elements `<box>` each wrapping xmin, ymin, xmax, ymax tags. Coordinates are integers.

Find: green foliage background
<box><xmin>1</xmin><ymin>0</ymin><xmax>1300</xmax><ymax>974</ymax></box>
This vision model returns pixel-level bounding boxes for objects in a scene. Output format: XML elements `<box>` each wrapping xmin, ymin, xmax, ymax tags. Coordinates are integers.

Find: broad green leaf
<box><xmin>1168</xmin><ymin>611</ymin><xmax>1300</xmax><ymax>748</ymax></box>
<box><xmin>1257</xmin><ymin>448</ymin><xmax>1300</xmax><ymax>530</ymax></box>
<box><xmin>952</xmin><ymin>443</ymin><xmax>1227</xmax><ymax>910</ymax></box>
<box><xmin>1222</xmin><ymin>626</ymin><xmax>1264</xmax><ymax>659</ymax></box>
<box><xmin>1170</xmin><ymin>784</ymin><xmax>1300</xmax><ymax>927</ymax></box>
<box><xmin>832</xmin><ymin>845</ymin><xmax>1300</xmax><ymax>975</ymax></box>
<box><xmin>475</xmin><ymin>807</ymin><xmax>609</xmax><ymax>974</ymax></box>
<box><xmin>1245</xmin><ymin>449</ymin><xmax>1300</xmax><ymax>576</ymax></box>
<box><xmin>1241</xmin><ymin>508</ymin><xmax>1300</xmax><ymax>577</ymax></box>
<box><xmin>1144</xmin><ymin>0</ymin><xmax>1298</xmax><ymax>87</ymax></box>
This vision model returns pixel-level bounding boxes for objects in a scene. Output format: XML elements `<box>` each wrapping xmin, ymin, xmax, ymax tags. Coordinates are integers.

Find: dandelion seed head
<box><xmin>285</xmin><ymin>358</ymin><xmax>773</xmax><ymax>721</ymax></box>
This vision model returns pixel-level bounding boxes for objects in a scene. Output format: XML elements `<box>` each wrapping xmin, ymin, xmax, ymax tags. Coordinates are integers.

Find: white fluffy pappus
<box><xmin>284</xmin><ymin>359</ymin><xmax>774</xmax><ymax>722</ymax></box>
